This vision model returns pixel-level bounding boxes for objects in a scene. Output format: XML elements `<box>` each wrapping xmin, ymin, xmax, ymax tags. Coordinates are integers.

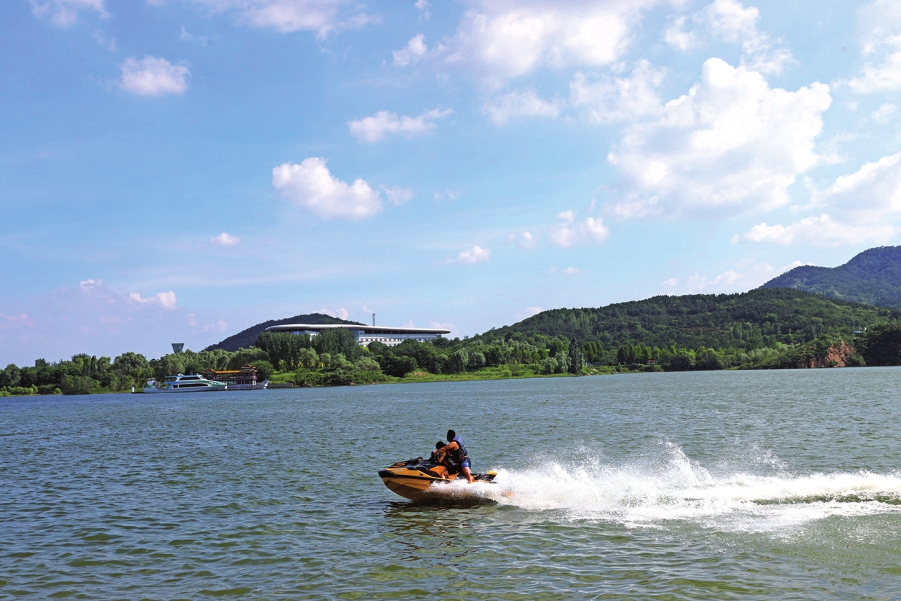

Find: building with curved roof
<box><xmin>264</xmin><ymin>323</ymin><xmax>450</xmax><ymax>347</ymax></box>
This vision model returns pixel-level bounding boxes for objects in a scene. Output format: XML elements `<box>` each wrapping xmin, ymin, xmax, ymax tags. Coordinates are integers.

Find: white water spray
<box><xmin>469</xmin><ymin>443</ymin><xmax>901</xmax><ymax>532</ymax></box>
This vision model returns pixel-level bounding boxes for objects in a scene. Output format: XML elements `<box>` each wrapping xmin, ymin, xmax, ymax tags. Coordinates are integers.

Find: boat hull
<box><xmin>142</xmin><ymin>374</ymin><xmax>228</xmax><ymax>393</ymax></box>
<box><xmin>142</xmin><ymin>385</ymin><xmax>227</xmax><ymax>393</ymax></box>
<box><xmin>379</xmin><ymin>458</ymin><xmax>497</xmax><ymax>501</ymax></box>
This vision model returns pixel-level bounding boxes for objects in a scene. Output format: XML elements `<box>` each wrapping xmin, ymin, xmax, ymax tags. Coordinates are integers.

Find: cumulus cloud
<box><xmin>348</xmin><ymin>107</ymin><xmax>452</xmax><ymax>142</ymax></box>
<box><xmin>704</xmin><ymin>0</ymin><xmax>793</xmax><ymax>74</ymax></box>
<box><xmin>30</xmin><ymin>0</ymin><xmax>106</xmax><ymax>28</ymax></box>
<box><xmin>210</xmin><ymin>232</ymin><xmax>240</xmax><ymax>246</ymax></box>
<box><xmin>735</xmin><ymin>151</ymin><xmax>901</xmax><ymax>246</ymax></box>
<box><xmin>734</xmin><ymin>215</ymin><xmax>891</xmax><ymax>246</ymax></box>
<box><xmin>483</xmin><ymin>89</ymin><xmax>561</xmax><ymax>126</ymax></box>
<box><xmin>438</xmin><ymin>1</ymin><xmax>655</xmax><ymax>85</ymax></box>
<box><xmin>665</xmin><ymin>15</ymin><xmax>695</xmax><ymax>52</ymax></box>
<box><xmin>605</xmin><ymin>58</ymin><xmax>831</xmax><ymax>219</ymax></box>
<box><xmin>849</xmin><ymin>0</ymin><xmax>901</xmax><ymax>93</ymax></box>
<box><xmin>272</xmin><ymin>158</ymin><xmax>382</xmax><ymax>219</ymax></box>
<box><xmin>393</xmin><ymin>33</ymin><xmax>428</xmax><ymax>66</ymax></box>
<box><xmin>120</xmin><ymin>57</ymin><xmax>190</xmax><ymax>96</ymax></box>
<box><xmin>129</xmin><ymin>290</ymin><xmax>178</xmax><ymax>310</ymax></box>
<box><xmin>549</xmin><ymin>211</ymin><xmax>610</xmax><ymax>247</ymax></box>
<box><xmin>447</xmin><ymin>245</ymin><xmax>491</xmax><ymax>265</ymax></box>
<box><xmin>569</xmin><ymin>59</ymin><xmax>665</xmax><ymax>124</ymax></box>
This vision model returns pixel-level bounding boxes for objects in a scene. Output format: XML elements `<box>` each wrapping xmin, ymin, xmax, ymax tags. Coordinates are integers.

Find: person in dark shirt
<box><xmin>436</xmin><ymin>429</ymin><xmax>474</xmax><ymax>483</ymax></box>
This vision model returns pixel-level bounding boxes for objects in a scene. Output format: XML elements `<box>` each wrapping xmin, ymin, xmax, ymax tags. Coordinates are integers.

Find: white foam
<box><xmin>479</xmin><ymin>445</ymin><xmax>901</xmax><ymax>532</ymax></box>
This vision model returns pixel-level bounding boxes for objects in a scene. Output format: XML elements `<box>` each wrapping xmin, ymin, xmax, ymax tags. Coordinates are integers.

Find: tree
<box><xmin>568</xmin><ymin>338</ymin><xmax>583</xmax><ymax>374</ymax></box>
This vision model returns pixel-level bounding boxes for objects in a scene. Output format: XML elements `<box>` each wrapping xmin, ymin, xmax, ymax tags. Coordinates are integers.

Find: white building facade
<box><xmin>264</xmin><ymin>324</ymin><xmax>451</xmax><ymax>347</ymax></box>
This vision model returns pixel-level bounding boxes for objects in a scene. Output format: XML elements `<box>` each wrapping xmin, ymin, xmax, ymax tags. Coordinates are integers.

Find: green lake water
<box><xmin>2</xmin><ymin>368</ymin><xmax>901</xmax><ymax>599</ymax></box>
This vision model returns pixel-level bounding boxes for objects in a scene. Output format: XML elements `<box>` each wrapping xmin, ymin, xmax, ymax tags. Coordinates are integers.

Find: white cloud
<box><xmin>320</xmin><ymin>307</ymin><xmax>349</xmax><ymax>320</ymax></box>
<box><xmin>734</xmin><ymin>215</ymin><xmax>890</xmax><ymax>246</ymax></box>
<box><xmin>735</xmin><ymin>151</ymin><xmax>901</xmax><ymax>246</ymax></box>
<box><xmin>187</xmin><ymin>314</ymin><xmax>228</xmax><ymax>332</ymax></box>
<box><xmin>433</xmin><ymin>190</ymin><xmax>461</xmax><ymax>202</ymax></box>
<box><xmin>415</xmin><ymin>0</ymin><xmax>430</xmax><ymax>20</ymax></box>
<box><xmin>704</xmin><ymin>0</ymin><xmax>793</xmax><ymax>74</ymax></box>
<box><xmin>667</xmin><ymin>259</ymin><xmax>782</xmax><ymax>293</ymax></box>
<box><xmin>0</xmin><ymin>312</ymin><xmax>37</xmax><ymax>329</ymax></box>
<box><xmin>849</xmin><ymin>0</ymin><xmax>901</xmax><ymax>93</ymax></box>
<box><xmin>439</xmin><ymin>1</ymin><xmax>654</xmax><ymax>85</ymax></box>
<box><xmin>517</xmin><ymin>231</ymin><xmax>537</xmax><ymax>249</ymax></box>
<box><xmin>120</xmin><ymin>57</ymin><xmax>190</xmax><ymax>97</ymax></box>
<box><xmin>570</xmin><ymin>59</ymin><xmax>665</xmax><ymax>124</ymax></box>
<box><xmin>210</xmin><ymin>232</ymin><xmax>240</xmax><ymax>246</ymax></box>
<box><xmin>448</xmin><ymin>245</ymin><xmax>491</xmax><ymax>265</ymax></box>
<box><xmin>483</xmin><ymin>89</ymin><xmax>561</xmax><ymax>126</ymax></box>
<box><xmin>129</xmin><ymin>290</ymin><xmax>178</xmax><ymax>310</ymax></box>
<box><xmin>381</xmin><ymin>186</ymin><xmax>414</xmax><ymax>205</ymax></box>
<box><xmin>605</xmin><ymin>58</ymin><xmax>831</xmax><ymax>219</ymax></box>
<box><xmin>30</xmin><ymin>0</ymin><xmax>105</xmax><ymax>28</ymax></box>
<box><xmin>665</xmin><ymin>15</ymin><xmax>695</xmax><ymax>51</ymax></box>
<box><xmin>549</xmin><ymin>210</ymin><xmax>609</xmax><ymax>247</ymax></box>
<box><xmin>870</xmin><ymin>102</ymin><xmax>898</xmax><ymax>124</ymax></box>
<box><xmin>178</xmin><ymin>0</ymin><xmax>372</xmax><ymax>36</ymax></box>
<box><xmin>272</xmin><ymin>157</ymin><xmax>382</xmax><ymax>219</ymax></box>
<box><xmin>0</xmin><ymin>280</ymin><xmax>230</xmax><ymax>365</ymax></box>
<box><xmin>393</xmin><ymin>33</ymin><xmax>428</xmax><ymax>66</ymax></box>
<box><xmin>517</xmin><ymin>306</ymin><xmax>544</xmax><ymax>321</ymax></box>
<box><xmin>348</xmin><ymin>107</ymin><xmax>452</xmax><ymax>142</ymax></box>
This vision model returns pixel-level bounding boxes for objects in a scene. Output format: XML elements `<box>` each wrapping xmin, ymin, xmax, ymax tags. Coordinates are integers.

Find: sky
<box><xmin>2</xmin><ymin>0</ymin><xmax>901</xmax><ymax>366</ymax></box>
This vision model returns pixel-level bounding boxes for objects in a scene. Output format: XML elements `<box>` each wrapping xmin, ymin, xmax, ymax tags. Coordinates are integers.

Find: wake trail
<box><xmin>469</xmin><ymin>444</ymin><xmax>901</xmax><ymax>531</ymax></box>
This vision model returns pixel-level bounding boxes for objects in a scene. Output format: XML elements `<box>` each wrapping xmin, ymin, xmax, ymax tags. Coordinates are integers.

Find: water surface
<box><xmin>2</xmin><ymin>368</ymin><xmax>900</xmax><ymax>599</ymax></box>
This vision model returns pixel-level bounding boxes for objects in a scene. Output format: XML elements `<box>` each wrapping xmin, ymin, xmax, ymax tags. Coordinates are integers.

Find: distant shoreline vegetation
<box><xmin>6</xmin><ymin>290</ymin><xmax>901</xmax><ymax>397</ymax></box>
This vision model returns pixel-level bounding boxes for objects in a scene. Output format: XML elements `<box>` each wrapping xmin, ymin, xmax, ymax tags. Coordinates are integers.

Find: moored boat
<box><xmin>200</xmin><ymin>366</ymin><xmax>268</xmax><ymax>390</ymax></box>
<box><xmin>143</xmin><ymin>373</ymin><xmax>228</xmax><ymax>393</ymax></box>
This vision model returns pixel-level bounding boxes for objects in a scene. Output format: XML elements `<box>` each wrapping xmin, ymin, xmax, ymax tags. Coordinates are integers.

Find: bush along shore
<box><xmin>6</xmin><ymin>322</ymin><xmax>901</xmax><ymax>396</ymax></box>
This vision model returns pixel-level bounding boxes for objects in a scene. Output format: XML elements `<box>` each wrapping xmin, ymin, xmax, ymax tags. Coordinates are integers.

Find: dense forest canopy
<box><xmin>760</xmin><ymin>246</ymin><xmax>901</xmax><ymax>308</ymax></box>
<box><xmin>475</xmin><ymin>288</ymin><xmax>899</xmax><ymax>351</ymax></box>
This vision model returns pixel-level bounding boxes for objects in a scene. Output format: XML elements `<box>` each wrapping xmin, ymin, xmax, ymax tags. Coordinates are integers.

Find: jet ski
<box><xmin>378</xmin><ymin>456</ymin><xmax>497</xmax><ymax>501</ymax></box>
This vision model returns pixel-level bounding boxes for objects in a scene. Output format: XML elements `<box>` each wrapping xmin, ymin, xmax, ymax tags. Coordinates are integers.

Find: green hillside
<box><xmin>760</xmin><ymin>246</ymin><xmax>901</xmax><ymax>308</ymax></box>
<box><xmin>474</xmin><ymin>288</ymin><xmax>900</xmax><ymax>351</ymax></box>
<box><xmin>205</xmin><ymin>313</ymin><xmax>363</xmax><ymax>352</ymax></box>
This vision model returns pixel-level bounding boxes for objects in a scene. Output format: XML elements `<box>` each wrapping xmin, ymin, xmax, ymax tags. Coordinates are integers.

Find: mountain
<box><xmin>760</xmin><ymin>246</ymin><xmax>901</xmax><ymax>308</ymax></box>
<box><xmin>205</xmin><ymin>313</ymin><xmax>364</xmax><ymax>352</ymax></box>
<box><xmin>475</xmin><ymin>288</ymin><xmax>901</xmax><ymax>350</ymax></box>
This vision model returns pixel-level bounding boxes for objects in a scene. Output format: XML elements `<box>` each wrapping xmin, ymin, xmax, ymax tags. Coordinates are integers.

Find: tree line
<box><xmin>7</xmin><ymin>292</ymin><xmax>901</xmax><ymax>396</ymax></box>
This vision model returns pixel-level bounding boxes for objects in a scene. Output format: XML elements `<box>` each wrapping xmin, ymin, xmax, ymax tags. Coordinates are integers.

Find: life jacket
<box><xmin>449</xmin><ymin>436</ymin><xmax>468</xmax><ymax>464</ymax></box>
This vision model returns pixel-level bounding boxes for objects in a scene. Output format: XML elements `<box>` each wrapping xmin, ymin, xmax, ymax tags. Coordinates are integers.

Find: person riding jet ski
<box><xmin>434</xmin><ymin>429</ymin><xmax>474</xmax><ymax>483</ymax></box>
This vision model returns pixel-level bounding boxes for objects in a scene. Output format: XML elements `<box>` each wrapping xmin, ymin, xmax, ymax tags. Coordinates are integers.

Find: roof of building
<box><xmin>265</xmin><ymin>323</ymin><xmax>450</xmax><ymax>335</ymax></box>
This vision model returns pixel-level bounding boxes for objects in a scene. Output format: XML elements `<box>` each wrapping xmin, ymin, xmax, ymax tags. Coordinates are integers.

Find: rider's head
<box><xmin>447</xmin><ymin>429</ymin><xmax>456</xmax><ymax>440</ymax></box>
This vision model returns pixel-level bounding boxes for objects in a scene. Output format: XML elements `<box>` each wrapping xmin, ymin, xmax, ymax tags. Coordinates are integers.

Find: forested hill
<box><xmin>760</xmin><ymin>246</ymin><xmax>901</xmax><ymax>308</ymax></box>
<box><xmin>205</xmin><ymin>313</ymin><xmax>363</xmax><ymax>352</ymax></box>
<box><xmin>474</xmin><ymin>288</ymin><xmax>901</xmax><ymax>350</ymax></box>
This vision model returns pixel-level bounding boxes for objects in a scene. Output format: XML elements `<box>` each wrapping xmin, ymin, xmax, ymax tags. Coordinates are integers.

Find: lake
<box><xmin>2</xmin><ymin>368</ymin><xmax>900</xmax><ymax>599</ymax></box>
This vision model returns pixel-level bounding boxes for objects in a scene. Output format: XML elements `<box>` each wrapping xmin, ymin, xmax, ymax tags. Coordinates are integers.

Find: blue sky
<box><xmin>3</xmin><ymin>0</ymin><xmax>901</xmax><ymax>366</ymax></box>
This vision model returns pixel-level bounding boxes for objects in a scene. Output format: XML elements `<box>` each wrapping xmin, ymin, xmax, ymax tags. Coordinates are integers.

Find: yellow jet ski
<box><xmin>378</xmin><ymin>456</ymin><xmax>497</xmax><ymax>501</ymax></box>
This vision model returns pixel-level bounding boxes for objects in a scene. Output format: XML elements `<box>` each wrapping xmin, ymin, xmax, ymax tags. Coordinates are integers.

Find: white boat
<box><xmin>226</xmin><ymin>380</ymin><xmax>269</xmax><ymax>391</ymax></box>
<box><xmin>143</xmin><ymin>373</ymin><xmax>228</xmax><ymax>393</ymax></box>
